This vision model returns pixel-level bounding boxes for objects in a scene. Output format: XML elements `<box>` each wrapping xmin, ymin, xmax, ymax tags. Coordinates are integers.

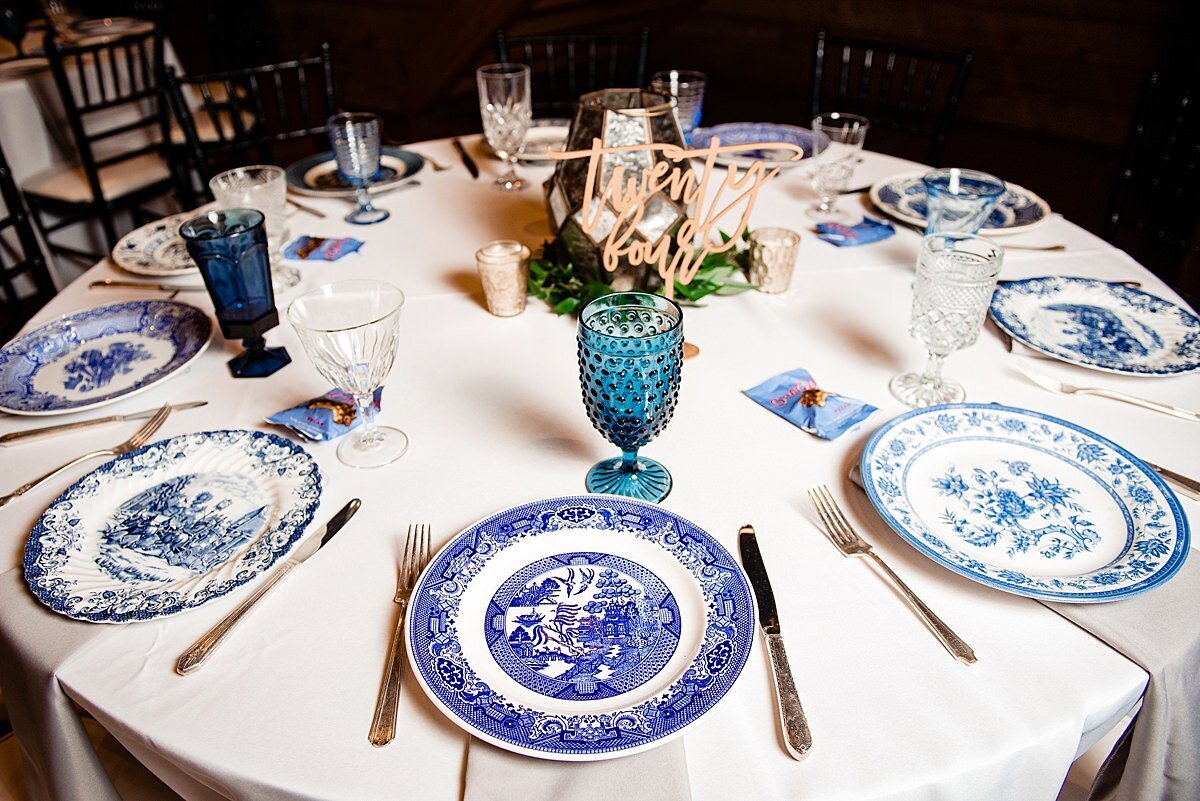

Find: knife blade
<box><xmin>90</xmin><ymin>279</ymin><xmax>205</xmax><ymax>292</ymax></box>
<box><xmin>453</xmin><ymin>138</ymin><xmax>479</xmax><ymax>179</ymax></box>
<box><xmin>176</xmin><ymin>498</ymin><xmax>362</xmax><ymax>675</ymax></box>
<box><xmin>0</xmin><ymin>401</ymin><xmax>208</xmax><ymax>446</ymax></box>
<box><xmin>739</xmin><ymin>525</ymin><xmax>813</xmax><ymax>760</ymax></box>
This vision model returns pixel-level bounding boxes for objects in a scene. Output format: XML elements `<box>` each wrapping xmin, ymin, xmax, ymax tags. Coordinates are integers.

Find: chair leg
<box><xmin>99</xmin><ymin>204</ymin><xmax>120</xmax><ymax>253</ymax></box>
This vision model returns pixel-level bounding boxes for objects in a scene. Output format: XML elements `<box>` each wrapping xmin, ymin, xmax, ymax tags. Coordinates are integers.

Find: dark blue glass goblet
<box><xmin>180</xmin><ymin>209</ymin><xmax>291</xmax><ymax>378</ymax></box>
<box><xmin>578</xmin><ymin>292</ymin><xmax>683</xmax><ymax>502</ymax></box>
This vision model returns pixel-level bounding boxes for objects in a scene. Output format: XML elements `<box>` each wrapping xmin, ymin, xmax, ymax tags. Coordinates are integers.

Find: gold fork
<box><xmin>368</xmin><ymin>523</ymin><xmax>432</xmax><ymax>747</ymax></box>
<box><xmin>807</xmin><ymin>485</ymin><xmax>977</xmax><ymax>665</ymax></box>
<box><xmin>0</xmin><ymin>404</ymin><xmax>172</xmax><ymax>507</ymax></box>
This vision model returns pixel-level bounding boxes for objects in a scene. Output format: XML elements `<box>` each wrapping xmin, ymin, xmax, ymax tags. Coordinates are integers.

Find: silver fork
<box><xmin>0</xmin><ymin>404</ymin><xmax>171</xmax><ymax>508</ymax></box>
<box><xmin>1015</xmin><ymin>359</ymin><xmax>1200</xmax><ymax>422</ymax></box>
<box><xmin>807</xmin><ymin>485</ymin><xmax>977</xmax><ymax>665</ymax></box>
<box><xmin>415</xmin><ymin>153</ymin><xmax>449</xmax><ymax>172</ymax></box>
<box><xmin>368</xmin><ymin>523</ymin><xmax>431</xmax><ymax>747</ymax></box>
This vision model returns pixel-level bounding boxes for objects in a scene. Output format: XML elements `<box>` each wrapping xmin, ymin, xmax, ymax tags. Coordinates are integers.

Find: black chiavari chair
<box><xmin>0</xmin><ymin>140</ymin><xmax>57</xmax><ymax>342</ymax></box>
<box><xmin>163</xmin><ymin>42</ymin><xmax>337</xmax><ymax>201</ymax></box>
<box><xmin>811</xmin><ymin>28</ymin><xmax>973</xmax><ymax>166</ymax></box>
<box><xmin>23</xmin><ymin>27</ymin><xmax>186</xmax><ymax>263</ymax></box>
<box><xmin>494</xmin><ymin>27</ymin><xmax>650</xmax><ymax>118</ymax></box>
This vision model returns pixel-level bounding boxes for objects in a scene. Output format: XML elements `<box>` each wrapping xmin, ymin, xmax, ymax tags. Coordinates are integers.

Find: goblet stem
<box><xmin>353</xmin><ymin>391</ymin><xmax>382</xmax><ymax>449</ymax></box>
<box><xmin>355</xmin><ymin>185</ymin><xmax>374</xmax><ymax>214</ymax></box>
<box><xmin>920</xmin><ymin>351</ymin><xmax>947</xmax><ymax>389</ymax></box>
<box><xmin>621</xmin><ymin>450</ymin><xmax>639</xmax><ymax>471</ymax></box>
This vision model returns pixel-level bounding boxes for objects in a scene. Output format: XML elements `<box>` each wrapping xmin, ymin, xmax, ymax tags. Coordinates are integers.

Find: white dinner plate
<box><xmin>406</xmin><ymin>496</ymin><xmax>755</xmax><ymax>760</ymax></box>
<box><xmin>869</xmin><ymin>171</ymin><xmax>1051</xmax><ymax>234</ymax></box>
<box><xmin>111</xmin><ymin>210</ymin><xmax>203</xmax><ymax>277</ymax></box>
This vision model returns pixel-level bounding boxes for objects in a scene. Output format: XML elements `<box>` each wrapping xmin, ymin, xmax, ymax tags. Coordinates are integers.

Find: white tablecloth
<box><xmin>2</xmin><ymin>137</ymin><xmax>1196</xmax><ymax>801</ymax></box>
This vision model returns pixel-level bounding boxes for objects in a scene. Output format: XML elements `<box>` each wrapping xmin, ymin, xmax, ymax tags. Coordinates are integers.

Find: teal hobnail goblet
<box><xmin>578</xmin><ymin>292</ymin><xmax>684</xmax><ymax>502</ymax></box>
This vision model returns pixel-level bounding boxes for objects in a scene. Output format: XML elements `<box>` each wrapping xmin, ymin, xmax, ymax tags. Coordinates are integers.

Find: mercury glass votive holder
<box><xmin>748</xmin><ymin>227</ymin><xmax>801</xmax><ymax>293</ymax></box>
<box><xmin>475</xmin><ymin>240</ymin><xmax>530</xmax><ymax>317</ymax></box>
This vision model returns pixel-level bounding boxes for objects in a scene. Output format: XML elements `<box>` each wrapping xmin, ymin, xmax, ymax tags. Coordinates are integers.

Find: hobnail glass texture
<box><xmin>922</xmin><ymin>168</ymin><xmax>1006</xmax><ymax>235</ymax></box>
<box><xmin>748</xmin><ymin>227</ymin><xmax>801</xmax><ymax>293</ymax></box>
<box><xmin>578</xmin><ymin>292</ymin><xmax>683</xmax><ymax>502</ymax></box>
<box><xmin>328</xmin><ymin>112</ymin><xmax>390</xmax><ymax>225</ymax></box>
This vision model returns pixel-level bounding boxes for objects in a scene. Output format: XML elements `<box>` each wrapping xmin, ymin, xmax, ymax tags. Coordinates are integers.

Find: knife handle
<box><xmin>764</xmin><ymin>633</ymin><xmax>813</xmax><ymax>760</ymax></box>
<box><xmin>0</xmin><ymin>415</ymin><xmax>125</xmax><ymax>445</ymax></box>
<box><xmin>176</xmin><ymin>561</ymin><xmax>298</xmax><ymax>675</ymax></box>
<box><xmin>1147</xmin><ymin>462</ymin><xmax>1200</xmax><ymax>501</ymax></box>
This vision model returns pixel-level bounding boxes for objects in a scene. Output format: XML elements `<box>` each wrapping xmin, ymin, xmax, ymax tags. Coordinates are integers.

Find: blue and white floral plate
<box><xmin>861</xmin><ymin>404</ymin><xmax>1188</xmax><ymax>603</ymax></box>
<box><xmin>406</xmin><ymin>496</ymin><xmax>755</xmax><ymax>760</ymax></box>
<box><xmin>24</xmin><ymin>430</ymin><xmax>322</xmax><ymax>622</ymax></box>
<box><xmin>688</xmin><ymin>123</ymin><xmax>827</xmax><ymax>168</ymax></box>
<box><xmin>285</xmin><ymin>146</ymin><xmax>424</xmax><ymax>198</ymax></box>
<box><xmin>990</xmin><ymin>277</ymin><xmax>1200</xmax><ymax>375</ymax></box>
<box><xmin>869</xmin><ymin>171</ymin><xmax>1051</xmax><ymax>234</ymax></box>
<box><xmin>112</xmin><ymin>209</ymin><xmax>213</xmax><ymax>277</ymax></box>
<box><xmin>0</xmin><ymin>300</ymin><xmax>213</xmax><ymax>416</ymax></box>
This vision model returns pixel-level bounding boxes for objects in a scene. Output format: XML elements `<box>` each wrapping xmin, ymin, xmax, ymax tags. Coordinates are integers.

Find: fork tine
<box><xmin>400</xmin><ymin>524</ymin><xmax>414</xmax><ymax>585</ymax></box>
<box><xmin>807</xmin><ymin>487</ymin><xmax>846</xmax><ymax>547</ymax></box>
<box><xmin>130</xmin><ymin>404</ymin><xmax>170</xmax><ymax>448</ymax></box>
<box><xmin>816</xmin><ymin>486</ymin><xmax>855</xmax><ymax>543</ymax></box>
<box><xmin>422</xmin><ymin>524</ymin><xmax>431</xmax><ymax>567</ymax></box>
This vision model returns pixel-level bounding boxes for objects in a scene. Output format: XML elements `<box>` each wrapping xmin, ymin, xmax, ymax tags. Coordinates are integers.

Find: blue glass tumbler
<box><xmin>578</xmin><ymin>292</ymin><xmax>683</xmax><ymax>502</ymax></box>
<box><xmin>922</xmin><ymin>168</ymin><xmax>1006</xmax><ymax>234</ymax></box>
<box><xmin>180</xmin><ymin>209</ymin><xmax>291</xmax><ymax>378</ymax></box>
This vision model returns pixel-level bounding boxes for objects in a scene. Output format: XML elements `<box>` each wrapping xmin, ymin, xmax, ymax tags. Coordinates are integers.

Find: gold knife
<box><xmin>90</xmin><ymin>279</ymin><xmax>206</xmax><ymax>292</ymax></box>
<box><xmin>0</xmin><ymin>401</ymin><xmax>208</xmax><ymax>446</ymax></box>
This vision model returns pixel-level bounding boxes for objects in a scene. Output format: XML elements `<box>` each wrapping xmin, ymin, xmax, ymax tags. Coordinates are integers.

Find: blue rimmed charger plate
<box><xmin>24</xmin><ymin>429</ymin><xmax>322</xmax><ymax>622</ymax></box>
<box><xmin>0</xmin><ymin>300</ymin><xmax>213</xmax><ymax>416</ymax></box>
<box><xmin>688</xmin><ymin>123</ymin><xmax>827</xmax><ymax>168</ymax></box>
<box><xmin>869</xmin><ymin>171</ymin><xmax>1051</xmax><ymax>233</ymax></box>
<box><xmin>861</xmin><ymin>403</ymin><xmax>1188</xmax><ymax>603</ymax></box>
<box><xmin>285</xmin><ymin>146</ymin><xmax>424</xmax><ymax>198</ymax></box>
<box><xmin>406</xmin><ymin>496</ymin><xmax>755</xmax><ymax>761</ymax></box>
<box><xmin>990</xmin><ymin>276</ymin><xmax>1200</xmax><ymax>376</ymax></box>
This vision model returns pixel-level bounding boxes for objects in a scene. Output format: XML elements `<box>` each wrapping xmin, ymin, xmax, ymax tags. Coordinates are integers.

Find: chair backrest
<box><xmin>811</xmin><ymin>28</ymin><xmax>973</xmax><ymax>166</ymax></box>
<box><xmin>163</xmin><ymin>42</ymin><xmax>336</xmax><ymax>194</ymax></box>
<box><xmin>494</xmin><ymin>27</ymin><xmax>650</xmax><ymax>118</ymax></box>
<box><xmin>0</xmin><ymin>140</ymin><xmax>56</xmax><ymax>342</ymax></box>
<box><xmin>1104</xmin><ymin>71</ymin><xmax>1200</xmax><ymax>290</ymax></box>
<box><xmin>43</xmin><ymin>27</ymin><xmax>175</xmax><ymax>201</ymax></box>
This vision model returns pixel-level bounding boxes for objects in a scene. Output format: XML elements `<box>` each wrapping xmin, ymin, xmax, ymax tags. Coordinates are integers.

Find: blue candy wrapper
<box><xmin>266</xmin><ymin>388</ymin><xmax>382</xmax><ymax>441</ymax></box>
<box><xmin>816</xmin><ymin>217</ymin><xmax>894</xmax><ymax>247</ymax></box>
<box><xmin>284</xmin><ymin>236</ymin><xmax>364</xmax><ymax>261</ymax></box>
<box><xmin>744</xmin><ymin>369</ymin><xmax>877</xmax><ymax>439</ymax></box>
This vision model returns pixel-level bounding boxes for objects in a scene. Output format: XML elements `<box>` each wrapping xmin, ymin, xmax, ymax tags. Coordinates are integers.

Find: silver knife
<box><xmin>739</xmin><ymin>525</ymin><xmax>813</xmax><ymax>761</ymax></box>
<box><xmin>90</xmin><ymin>279</ymin><xmax>205</xmax><ymax>292</ymax></box>
<box><xmin>1144</xmin><ymin>462</ymin><xmax>1200</xmax><ymax>502</ymax></box>
<box><xmin>176</xmin><ymin>498</ymin><xmax>362</xmax><ymax>675</ymax></box>
<box><xmin>0</xmin><ymin>401</ymin><xmax>208</xmax><ymax>446</ymax></box>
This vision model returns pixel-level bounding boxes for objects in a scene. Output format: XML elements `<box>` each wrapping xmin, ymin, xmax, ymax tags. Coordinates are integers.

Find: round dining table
<box><xmin>0</xmin><ymin>135</ymin><xmax>1195</xmax><ymax>801</ymax></box>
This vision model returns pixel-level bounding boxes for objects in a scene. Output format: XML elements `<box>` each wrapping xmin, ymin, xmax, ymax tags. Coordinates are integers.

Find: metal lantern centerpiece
<box><xmin>544</xmin><ymin>88</ymin><xmax>692</xmax><ymax>291</ymax></box>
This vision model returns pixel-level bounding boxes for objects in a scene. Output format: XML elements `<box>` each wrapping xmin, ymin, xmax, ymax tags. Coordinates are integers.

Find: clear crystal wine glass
<box><xmin>808</xmin><ymin>112</ymin><xmax>869</xmax><ymax>223</ymax></box>
<box><xmin>209</xmin><ymin>165</ymin><xmax>300</xmax><ymax>290</ymax></box>
<box><xmin>890</xmin><ymin>234</ymin><xmax>1004</xmax><ymax>408</ymax></box>
<box><xmin>287</xmin><ymin>280</ymin><xmax>407</xmax><ymax>468</ymax></box>
<box><xmin>477</xmin><ymin>63</ymin><xmax>532</xmax><ymax>192</ymax></box>
<box><xmin>327</xmin><ymin>112</ymin><xmax>390</xmax><ymax>225</ymax></box>
<box><xmin>578</xmin><ymin>292</ymin><xmax>683</xmax><ymax>502</ymax></box>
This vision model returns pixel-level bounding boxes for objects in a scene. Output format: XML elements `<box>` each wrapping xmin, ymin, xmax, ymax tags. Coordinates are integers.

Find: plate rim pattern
<box><xmin>868</xmin><ymin>170</ymin><xmax>1051</xmax><ymax>234</ymax></box>
<box><xmin>112</xmin><ymin>210</ymin><xmax>203</xmax><ymax>277</ymax></box>
<box><xmin>285</xmin><ymin>146</ymin><xmax>424</xmax><ymax>198</ymax></box>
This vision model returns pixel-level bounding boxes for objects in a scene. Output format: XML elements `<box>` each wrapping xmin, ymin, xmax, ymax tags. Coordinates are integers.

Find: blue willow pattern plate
<box><xmin>990</xmin><ymin>277</ymin><xmax>1200</xmax><ymax>375</ymax></box>
<box><xmin>285</xmin><ymin>146</ymin><xmax>424</xmax><ymax>198</ymax></box>
<box><xmin>869</xmin><ymin>171</ymin><xmax>1051</xmax><ymax>233</ymax></box>
<box><xmin>24</xmin><ymin>430</ymin><xmax>322</xmax><ymax>622</ymax></box>
<box><xmin>406</xmin><ymin>496</ymin><xmax>755</xmax><ymax>760</ymax></box>
<box><xmin>112</xmin><ymin>210</ymin><xmax>204</xmax><ymax>277</ymax></box>
<box><xmin>0</xmin><ymin>301</ymin><xmax>213</xmax><ymax>416</ymax></box>
<box><xmin>861</xmin><ymin>404</ymin><xmax>1188</xmax><ymax>602</ymax></box>
<box><xmin>688</xmin><ymin>123</ymin><xmax>827</xmax><ymax>167</ymax></box>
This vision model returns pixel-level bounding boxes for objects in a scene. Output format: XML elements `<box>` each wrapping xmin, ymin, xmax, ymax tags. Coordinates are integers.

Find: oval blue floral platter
<box><xmin>869</xmin><ymin>171</ymin><xmax>1051</xmax><ymax>233</ymax></box>
<box><xmin>688</xmin><ymin>123</ymin><xmax>828</xmax><ymax>168</ymax></box>
<box><xmin>990</xmin><ymin>276</ymin><xmax>1200</xmax><ymax>376</ymax></box>
<box><xmin>0</xmin><ymin>300</ymin><xmax>213</xmax><ymax>416</ymax></box>
<box><xmin>861</xmin><ymin>404</ymin><xmax>1188</xmax><ymax>603</ymax></box>
<box><xmin>285</xmin><ymin>146</ymin><xmax>424</xmax><ymax>198</ymax></box>
<box><xmin>405</xmin><ymin>496</ymin><xmax>756</xmax><ymax>760</ymax></box>
<box><xmin>24</xmin><ymin>429</ymin><xmax>322</xmax><ymax>622</ymax></box>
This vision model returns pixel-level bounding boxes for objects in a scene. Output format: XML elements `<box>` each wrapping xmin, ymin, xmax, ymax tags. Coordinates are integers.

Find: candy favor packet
<box><xmin>744</xmin><ymin>368</ymin><xmax>877</xmax><ymax>439</ymax></box>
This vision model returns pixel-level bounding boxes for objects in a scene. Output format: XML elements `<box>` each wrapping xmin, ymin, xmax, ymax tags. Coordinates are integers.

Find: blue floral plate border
<box><xmin>405</xmin><ymin>495</ymin><xmax>756</xmax><ymax>760</ymax></box>
<box><xmin>869</xmin><ymin>171</ymin><xmax>1051</xmax><ymax>233</ymax></box>
<box><xmin>861</xmin><ymin>404</ymin><xmax>1189</xmax><ymax>603</ymax></box>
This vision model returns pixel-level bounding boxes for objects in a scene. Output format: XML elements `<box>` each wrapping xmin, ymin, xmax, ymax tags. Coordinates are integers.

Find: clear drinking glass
<box><xmin>208</xmin><ymin>165</ymin><xmax>299</xmax><ymax>289</ymax></box>
<box><xmin>650</xmin><ymin>69</ymin><xmax>707</xmax><ymax>142</ymax></box>
<box><xmin>287</xmin><ymin>280</ymin><xmax>408</xmax><ymax>468</ymax></box>
<box><xmin>889</xmin><ymin>234</ymin><xmax>1004</xmax><ymax>408</ymax></box>
<box><xmin>922</xmin><ymin>168</ymin><xmax>1006</xmax><ymax>234</ymax></box>
<box><xmin>748</xmin><ymin>227</ymin><xmax>801</xmax><ymax>293</ymax></box>
<box><xmin>808</xmin><ymin>112</ymin><xmax>870</xmax><ymax>223</ymax></box>
<box><xmin>477</xmin><ymin>63</ymin><xmax>532</xmax><ymax>192</ymax></box>
<box><xmin>327</xmin><ymin>112</ymin><xmax>390</xmax><ymax>225</ymax></box>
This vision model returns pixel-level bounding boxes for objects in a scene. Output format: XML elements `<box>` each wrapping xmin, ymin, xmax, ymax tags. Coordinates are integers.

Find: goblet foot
<box><xmin>889</xmin><ymin>371</ymin><xmax>966</xmax><ymax>408</ymax></box>
<box><xmin>586</xmin><ymin>455</ymin><xmax>672</xmax><ymax>503</ymax></box>
<box><xmin>345</xmin><ymin>206</ymin><xmax>390</xmax><ymax>225</ymax></box>
<box><xmin>228</xmin><ymin>345</ymin><xmax>291</xmax><ymax>378</ymax></box>
<box><xmin>493</xmin><ymin>175</ymin><xmax>524</xmax><ymax>192</ymax></box>
<box><xmin>337</xmin><ymin>425</ymin><xmax>408</xmax><ymax>469</ymax></box>
<box><xmin>271</xmin><ymin>263</ymin><xmax>301</xmax><ymax>291</ymax></box>
<box><xmin>804</xmin><ymin>201</ymin><xmax>860</xmax><ymax>225</ymax></box>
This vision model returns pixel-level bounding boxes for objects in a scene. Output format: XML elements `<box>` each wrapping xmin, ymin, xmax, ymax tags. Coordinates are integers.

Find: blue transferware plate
<box><xmin>990</xmin><ymin>277</ymin><xmax>1200</xmax><ymax>376</ymax></box>
<box><xmin>869</xmin><ymin>171</ymin><xmax>1051</xmax><ymax>233</ymax></box>
<box><xmin>285</xmin><ymin>146</ymin><xmax>424</xmax><ymax>198</ymax></box>
<box><xmin>688</xmin><ymin>123</ymin><xmax>827</xmax><ymax>168</ymax></box>
<box><xmin>24</xmin><ymin>429</ymin><xmax>322</xmax><ymax>622</ymax></box>
<box><xmin>0</xmin><ymin>300</ymin><xmax>213</xmax><ymax>416</ymax></box>
<box><xmin>406</xmin><ymin>496</ymin><xmax>755</xmax><ymax>761</ymax></box>
<box><xmin>861</xmin><ymin>403</ymin><xmax>1188</xmax><ymax>603</ymax></box>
